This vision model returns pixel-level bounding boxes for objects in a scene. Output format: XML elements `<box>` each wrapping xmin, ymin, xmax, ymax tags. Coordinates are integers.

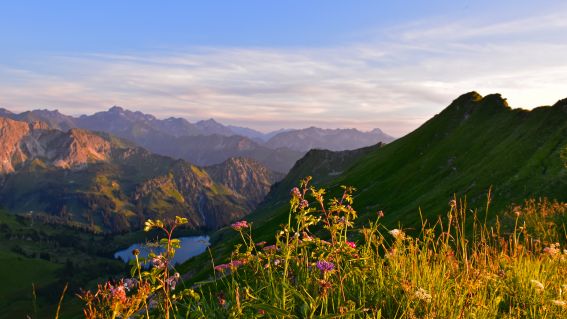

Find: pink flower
<box><xmin>346</xmin><ymin>241</ymin><xmax>356</xmax><ymax>249</ymax></box>
<box><xmin>110</xmin><ymin>284</ymin><xmax>127</xmax><ymax>303</ymax></box>
<box><xmin>290</xmin><ymin>187</ymin><xmax>302</xmax><ymax>199</ymax></box>
<box><xmin>231</xmin><ymin>220</ymin><xmax>249</xmax><ymax>231</ymax></box>
<box><xmin>166</xmin><ymin>273</ymin><xmax>180</xmax><ymax>290</ymax></box>
<box><xmin>214</xmin><ymin>260</ymin><xmax>246</xmax><ymax>272</ymax></box>
<box><xmin>214</xmin><ymin>263</ymin><xmax>230</xmax><ymax>272</ymax></box>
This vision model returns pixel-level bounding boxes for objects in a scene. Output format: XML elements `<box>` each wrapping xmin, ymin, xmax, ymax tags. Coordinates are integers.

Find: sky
<box><xmin>1</xmin><ymin>1</ymin><xmax>566</xmax><ymax>136</ymax></box>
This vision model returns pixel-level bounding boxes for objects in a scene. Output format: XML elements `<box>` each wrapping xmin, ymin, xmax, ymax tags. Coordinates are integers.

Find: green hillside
<box><xmin>206</xmin><ymin>92</ymin><xmax>567</xmax><ymax>251</ymax></box>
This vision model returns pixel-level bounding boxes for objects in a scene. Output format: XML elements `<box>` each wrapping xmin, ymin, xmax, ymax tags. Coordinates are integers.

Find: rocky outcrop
<box><xmin>205</xmin><ymin>157</ymin><xmax>283</xmax><ymax>205</ymax></box>
<box><xmin>0</xmin><ymin>117</ymin><xmax>111</xmax><ymax>173</ymax></box>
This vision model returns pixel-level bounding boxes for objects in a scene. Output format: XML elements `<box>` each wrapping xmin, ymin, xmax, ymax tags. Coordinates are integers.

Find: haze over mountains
<box><xmin>0</xmin><ymin>106</ymin><xmax>394</xmax><ymax>173</ymax></box>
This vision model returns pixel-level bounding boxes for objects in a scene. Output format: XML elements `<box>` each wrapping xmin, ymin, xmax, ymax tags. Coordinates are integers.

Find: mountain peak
<box><xmin>108</xmin><ymin>105</ymin><xmax>125</xmax><ymax>113</ymax></box>
<box><xmin>553</xmin><ymin>97</ymin><xmax>567</xmax><ymax>111</ymax></box>
<box><xmin>451</xmin><ymin>91</ymin><xmax>483</xmax><ymax>105</ymax></box>
<box><xmin>199</xmin><ymin>118</ymin><xmax>220</xmax><ymax>124</ymax></box>
<box><xmin>0</xmin><ymin>107</ymin><xmax>13</xmax><ymax>115</ymax></box>
<box><xmin>445</xmin><ymin>91</ymin><xmax>511</xmax><ymax>118</ymax></box>
<box><xmin>480</xmin><ymin>93</ymin><xmax>509</xmax><ymax>109</ymax></box>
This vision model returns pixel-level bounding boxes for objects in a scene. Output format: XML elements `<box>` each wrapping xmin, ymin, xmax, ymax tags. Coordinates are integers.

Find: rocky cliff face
<box><xmin>205</xmin><ymin>157</ymin><xmax>284</xmax><ymax>206</ymax></box>
<box><xmin>0</xmin><ymin>116</ymin><xmax>279</xmax><ymax>233</ymax></box>
<box><xmin>0</xmin><ymin>117</ymin><xmax>111</xmax><ymax>173</ymax></box>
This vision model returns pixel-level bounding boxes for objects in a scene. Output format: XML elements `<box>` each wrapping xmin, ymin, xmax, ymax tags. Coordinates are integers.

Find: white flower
<box><xmin>389</xmin><ymin>229</ymin><xmax>405</xmax><ymax>240</ymax></box>
<box><xmin>414</xmin><ymin>288</ymin><xmax>432</xmax><ymax>303</ymax></box>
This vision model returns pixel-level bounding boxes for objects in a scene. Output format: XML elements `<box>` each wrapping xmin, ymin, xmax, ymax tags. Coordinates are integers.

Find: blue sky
<box><xmin>1</xmin><ymin>1</ymin><xmax>566</xmax><ymax>136</ymax></box>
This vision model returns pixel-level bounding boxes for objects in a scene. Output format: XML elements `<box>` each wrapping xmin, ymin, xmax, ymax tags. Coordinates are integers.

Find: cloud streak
<box><xmin>1</xmin><ymin>8</ymin><xmax>567</xmax><ymax>136</ymax></box>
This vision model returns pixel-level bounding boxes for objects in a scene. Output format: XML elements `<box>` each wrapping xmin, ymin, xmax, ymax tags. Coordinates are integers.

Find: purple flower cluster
<box><xmin>316</xmin><ymin>260</ymin><xmax>335</xmax><ymax>273</ymax></box>
<box><xmin>231</xmin><ymin>220</ymin><xmax>249</xmax><ymax>231</ymax></box>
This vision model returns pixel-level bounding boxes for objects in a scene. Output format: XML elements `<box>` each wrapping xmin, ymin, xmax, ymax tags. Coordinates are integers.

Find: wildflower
<box><xmin>346</xmin><ymin>241</ymin><xmax>356</xmax><ymax>249</ymax></box>
<box><xmin>414</xmin><ymin>288</ymin><xmax>432</xmax><ymax>303</ymax></box>
<box><xmin>290</xmin><ymin>187</ymin><xmax>302</xmax><ymax>199</ymax></box>
<box><xmin>273</xmin><ymin>259</ymin><xmax>281</xmax><ymax>266</ymax></box>
<box><xmin>551</xmin><ymin>300</ymin><xmax>566</xmax><ymax>307</ymax></box>
<box><xmin>214</xmin><ymin>263</ymin><xmax>230</xmax><ymax>272</ymax></box>
<box><xmin>110</xmin><ymin>284</ymin><xmax>127</xmax><ymax>303</ymax></box>
<box><xmin>255</xmin><ymin>241</ymin><xmax>267</xmax><ymax>247</ymax></box>
<box><xmin>530</xmin><ymin>279</ymin><xmax>545</xmax><ymax>291</ymax></box>
<box><xmin>316</xmin><ymin>260</ymin><xmax>335</xmax><ymax>273</ymax></box>
<box><xmin>299</xmin><ymin>199</ymin><xmax>309</xmax><ymax>209</ymax></box>
<box><xmin>231</xmin><ymin>220</ymin><xmax>249</xmax><ymax>231</ymax></box>
<box><xmin>132</xmin><ymin>248</ymin><xmax>140</xmax><ymax>256</ymax></box>
<box><xmin>151</xmin><ymin>255</ymin><xmax>166</xmax><ymax>269</ymax></box>
<box><xmin>377</xmin><ymin>210</ymin><xmax>384</xmax><ymax>218</ymax></box>
<box><xmin>166</xmin><ymin>272</ymin><xmax>180</xmax><ymax>290</ymax></box>
<box><xmin>215</xmin><ymin>260</ymin><xmax>245</xmax><ymax>272</ymax></box>
<box><xmin>543</xmin><ymin>243</ymin><xmax>560</xmax><ymax>256</ymax></box>
<box><xmin>389</xmin><ymin>228</ymin><xmax>405</xmax><ymax>240</ymax></box>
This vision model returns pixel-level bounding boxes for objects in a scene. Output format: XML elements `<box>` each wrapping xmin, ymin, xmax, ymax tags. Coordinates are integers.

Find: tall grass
<box><xmin>79</xmin><ymin>178</ymin><xmax>566</xmax><ymax>318</ymax></box>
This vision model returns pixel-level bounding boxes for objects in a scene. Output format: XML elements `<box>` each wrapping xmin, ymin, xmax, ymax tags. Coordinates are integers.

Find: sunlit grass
<box><xmin>80</xmin><ymin>178</ymin><xmax>567</xmax><ymax>318</ymax></box>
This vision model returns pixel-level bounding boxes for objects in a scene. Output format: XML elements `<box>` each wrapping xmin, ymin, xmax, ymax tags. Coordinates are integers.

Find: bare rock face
<box><xmin>0</xmin><ymin>117</ymin><xmax>33</xmax><ymax>173</ymax></box>
<box><xmin>0</xmin><ymin>117</ymin><xmax>111</xmax><ymax>173</ymax></box>
<box><xmin>205</xmin><ymin>157</ymin><xmax>283</xmax><ymax>205</ymax></box>
<box><xmin>50</xmin><ymin>128</ymin><xmax>111</xmax><ymax>169</ymax></box>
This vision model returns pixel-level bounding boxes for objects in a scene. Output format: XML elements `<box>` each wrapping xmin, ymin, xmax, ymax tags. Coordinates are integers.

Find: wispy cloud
<box><xmin>1</xmin><ymin>7</ymin><xmax>567</xmax><ymax>136</ymax></box>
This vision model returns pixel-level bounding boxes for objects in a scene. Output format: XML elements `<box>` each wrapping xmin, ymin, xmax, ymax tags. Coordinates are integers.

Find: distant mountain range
<box><xmin>0</xmin><ymin>106</ymin><xmax>394</xmax><ymax>172</ymax></box>
<box><xmin>0</xmin><ymin>116</ymin><xmax>281</xmax><ymax>233</ymax></box>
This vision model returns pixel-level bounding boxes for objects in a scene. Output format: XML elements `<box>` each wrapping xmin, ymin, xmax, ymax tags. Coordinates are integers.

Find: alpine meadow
<box><xmin>0</xmin><ymin>1</ymin><xmax>566</xmax><ymax>318</ymax></box>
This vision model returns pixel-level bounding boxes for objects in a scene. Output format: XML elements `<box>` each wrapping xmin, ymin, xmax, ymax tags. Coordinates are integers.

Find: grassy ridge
<box><xmin>247</xmin><ymin>92</ymin><xmax>567</xmax><ymax>237</ymax></box>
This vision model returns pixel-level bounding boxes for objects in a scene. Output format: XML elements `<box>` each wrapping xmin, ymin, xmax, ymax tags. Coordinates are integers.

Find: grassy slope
<box><xmin>251</xmin><ymin>92</ymin><xmax>567</xmax><ymax>231</ymax></box>
<box><xmin>0</xmin><ymin>210</ymin><xmax>131</xmax><ymax>318</ymax></box>
<box><xmin>182</xmin><ymin>92</ymin><xmax>567</xmax><ymax>282</ymax></box>
<box><xmin>337</xmin><ymin>93</ymin><xmax>567</xmax><ymax>227</ymax></box>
